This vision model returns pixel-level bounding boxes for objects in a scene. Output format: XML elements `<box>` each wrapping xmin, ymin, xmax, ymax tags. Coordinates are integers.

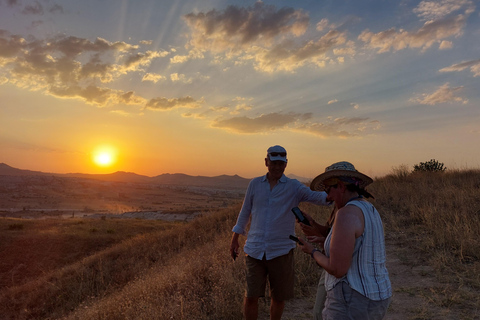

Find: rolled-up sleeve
<box><xmin>232</xmin><ymin>180</ymin><xmax>254</xmax><ymax>236</ymax></box>
<box><xmin>297</xmin><ymin>183</ymin><xmax>330</xmax><ymax>206</ymax></box>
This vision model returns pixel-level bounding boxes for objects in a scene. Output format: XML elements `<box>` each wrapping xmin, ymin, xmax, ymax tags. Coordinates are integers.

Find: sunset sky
<box><xmin>1</xmin><ymin>0</ymin><xmax>479</xmax><ymax>179</ymax></box>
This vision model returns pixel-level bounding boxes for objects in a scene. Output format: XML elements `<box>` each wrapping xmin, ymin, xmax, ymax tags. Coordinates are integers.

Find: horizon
<box><xmin>1</xmin><ymin>1</ymin><xmax>479</xmax><ymax>179</ymax></box>
<box><xmin>0</xmin><ymin>161</ymin><xmax>310</xmax><ymax>181</ymax></box>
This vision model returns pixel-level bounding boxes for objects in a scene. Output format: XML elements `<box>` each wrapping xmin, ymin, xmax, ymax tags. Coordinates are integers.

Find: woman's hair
<box><xmin>344</xmin><ymin>180</ymin><xmax>375</xmax><ymax>199</ymax></box>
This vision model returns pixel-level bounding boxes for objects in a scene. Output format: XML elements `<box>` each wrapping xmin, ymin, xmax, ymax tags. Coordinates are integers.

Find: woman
<box><xmin>298</xmin><ymin>161</ymin><xmax>392</xmax><ymax>319</ymax></box>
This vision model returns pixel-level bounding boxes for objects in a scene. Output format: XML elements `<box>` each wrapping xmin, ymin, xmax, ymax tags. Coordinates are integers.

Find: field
<box><xmin>0</xmin><ymin>174</ymin><xmax>245</xmax><ymax>220</ymax></box>
<box><xmin>1</xmin><ymin>169</ymin><xmax>479</xmax><ymax>319</ymax></box>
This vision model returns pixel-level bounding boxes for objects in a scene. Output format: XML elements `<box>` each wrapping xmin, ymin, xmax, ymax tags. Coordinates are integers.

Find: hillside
<box><xmin>0</xmin><ymin>169</ymin><xmax>479</xmax><ymax>319</ymax></box>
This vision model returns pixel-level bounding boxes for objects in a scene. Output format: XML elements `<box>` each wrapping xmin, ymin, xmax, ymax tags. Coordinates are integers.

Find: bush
<box><xmin>8</xmin><ymin>223</ymin><xmax>24</xmax><ymax>230</ymax></box>
<box><xmin>413</xmin><ymin>159</ymin><xmax>446</xmax><ymax>173</ymax></box>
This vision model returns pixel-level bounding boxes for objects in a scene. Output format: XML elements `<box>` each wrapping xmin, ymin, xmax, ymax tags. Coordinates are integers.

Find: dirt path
<box><xmin>258</xmin><ymin>235</ymin><xmax>452</xmax><ymax>320</ymax></box>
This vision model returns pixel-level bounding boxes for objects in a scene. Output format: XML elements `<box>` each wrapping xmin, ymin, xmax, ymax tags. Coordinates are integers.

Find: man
<box><xmin>230</xmin><ymin>145</ymin><xmax>330</xmax><ymax>320</ymax></box>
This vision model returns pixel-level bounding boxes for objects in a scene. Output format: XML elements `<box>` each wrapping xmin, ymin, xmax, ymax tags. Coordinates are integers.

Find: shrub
<box><xmin>8</xmin><ymin>223</ymin><xmax>24</xmax><ymax>230</ymax></box>
<box><xmin>413</xmin><ymin>159</ymin><xmax>446</xmax><ymax>173</ymax></box>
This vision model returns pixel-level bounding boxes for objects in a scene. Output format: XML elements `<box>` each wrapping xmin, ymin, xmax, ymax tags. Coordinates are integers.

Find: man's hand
<box><xmin>230</xmin><ymin>233</ymin><xmax>240</xmax><ymax>261</ymax></box>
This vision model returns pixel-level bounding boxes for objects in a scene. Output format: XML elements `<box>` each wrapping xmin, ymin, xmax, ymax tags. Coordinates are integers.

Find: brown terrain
<box><xmin>1</xmin><ymin>163</ymin><xmax>478</xmax><ymax>319</ymax></box>
<box><xmin>0</xmin><ymin>163</ymin><xmax>249</xmax><ymax>221</ymax></box>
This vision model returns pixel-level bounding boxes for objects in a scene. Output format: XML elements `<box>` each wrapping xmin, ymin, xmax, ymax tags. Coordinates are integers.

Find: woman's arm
<box><xmin>300</xmin><ymin>205</ymin><xmax>364</xmax><ymax>278</ymax></box>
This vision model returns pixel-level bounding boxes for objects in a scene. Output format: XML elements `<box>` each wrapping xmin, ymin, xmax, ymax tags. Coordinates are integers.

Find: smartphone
<box><xmin>289</xmin><ymin>235</ymin><xmax>303</xmax><ymax>245</ymax></box>
<box><xmin>291</xmin><ymin>207</ymin><xmax>311</xmax><ymax>226</ymax></box>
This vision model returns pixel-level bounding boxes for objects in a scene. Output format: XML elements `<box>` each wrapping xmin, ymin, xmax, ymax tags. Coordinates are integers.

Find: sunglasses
<box><xmin>269</xmin><ymin>152</ymin><xmax>287</xmax><ymax>157</ymax></box>
<box><xmin>325</xmin><ymin>184</ymin><xmax>338</xmax><ymax>194</ymax></box>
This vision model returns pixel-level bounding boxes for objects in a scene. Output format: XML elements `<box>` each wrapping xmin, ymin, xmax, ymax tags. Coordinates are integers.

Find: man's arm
<box><xmin>296</xmin><ymin>181</ymin><xmax>331</xmax><ymax>206</ymax></box>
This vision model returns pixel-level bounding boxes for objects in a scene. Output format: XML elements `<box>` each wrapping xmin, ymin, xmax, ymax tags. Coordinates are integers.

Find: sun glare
<box><xmin>92</xmin><ymin>146</ymin><xmax>117</xmax><ymax>168</ymax></box>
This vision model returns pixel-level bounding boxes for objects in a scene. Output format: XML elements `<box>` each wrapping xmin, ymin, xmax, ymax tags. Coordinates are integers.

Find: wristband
<box><xmin>311</xmin><ymin>248</ymin><xmax>319</xmax><ymax>259</ymax></box>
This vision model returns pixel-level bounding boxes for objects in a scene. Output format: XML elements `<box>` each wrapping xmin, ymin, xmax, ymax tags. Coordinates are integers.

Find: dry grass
<box><xmin>1</xmin><ymin>169</ymin><xmax>479</xmax><ymax>319</ymax></box>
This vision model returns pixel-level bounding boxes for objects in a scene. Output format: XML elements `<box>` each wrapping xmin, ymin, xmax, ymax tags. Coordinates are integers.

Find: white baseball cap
<box><xmin>267</xmin><ymin>145</ymin><xmax>287</xmax><ymax>162</ymax></box>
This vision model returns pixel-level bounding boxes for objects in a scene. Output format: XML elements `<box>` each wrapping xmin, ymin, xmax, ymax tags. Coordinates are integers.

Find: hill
<box><xmin>0</xmin><ymin>163</ymin><xmax>251</xmax><ymax>189</ymax></box>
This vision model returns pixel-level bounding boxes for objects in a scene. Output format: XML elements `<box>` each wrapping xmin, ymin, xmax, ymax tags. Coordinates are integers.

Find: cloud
<box><xmin>170</xmin><ymin>49</ymin><xmax>204</xmax><ymax>64</ymax></box>
<box><xmin>413</xmin><ymin>0</ymin><xmax>475</xmax><ymax>21</ymax></box>
<box><xmin>145</xmin><ymin>96</ymin><xmax>201</xmax><ymax>110</ymax></box>
<box><xmin>210</xmin><ymin>111</ymin><xmax>377</xmax><ymax>137</ymax></box>
<box><xmin>46</xmin><ymin>85</ymin><xmax>144</xmax><ymax>106</ymax></box>
<box><xmin>211</xmin><ymin>112</ymin><xmax>302</xmax><ymax>133</ymax></box>
<box><xmin>439</xmin><ymin>59</ymin><xmax>480</xmax><ymax>77</ymax></box>
<box><xmin>49</xmin><ymin>3</ymin><xmax>64</xmax><ymax>14</ymax></box>
<box><xmin>182</xmin><ymin>3</ymin><xmax>355</xmax><ymax>73</ymax></box>
<box><xmin>0</xmin><ymin>31</ymin><xmax>172</xmax><ymax>107</ymax></box>
<box><xmin>438</xmin><ymin>40</ymin><xmax>453</xmax><ymax>49</ymax></box>
<box><xmin>1</xmin><ymin>0</ymin><xmax>64</xmax><ymax>14</ymax></box>
<box><xmin>183</xmin><ymin>3</ymin><xmax>309</xmax><ymax>53</ymax></box>
<box><xmin>359</xmin><ymin>14</ymin><xmax>467</xmax><ymax>53</ymax></box>
<box><xmin>316</xmin><ymin>19</ymin><xmax>334</xmax><ymax>32</ymax></box>
<box><xmin>230</xmin><ymin>103</ymin><xmax>253</xmax><ymax>115</ymax></box>
<box><xmin>296</xmin><ymin>117</ymin><xmax>380</xmax><ymax>138</ymax></box>
<box><xmin>170</xmin><ymin>73</ymin><xmax>192</xmax><ymax>84</ymax></box>
<box><xmin>253</xmin><ymin>30</ymin><xmax>348</xmax><ymax>72</ymax></box>
<box><xmin>122</xmin><ymin>50</ymin><xmax>169</xmax><ymax>71</ymax></box>
<box><xmin>142</xmin><ymin>73</ymin><xmax>166</xmax><ymax>83</ymax></box>
<box><xmin>22</xmin><ymin>1</ymin><xmax>43</xmax><ymax>15</ymax></box>
<box><xmin>412</xmin><ymin>83</ymin><xmax>468</xmax><ymax>105</ymax></box>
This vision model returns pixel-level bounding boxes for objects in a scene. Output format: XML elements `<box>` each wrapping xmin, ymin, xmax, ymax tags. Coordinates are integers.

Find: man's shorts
<box><xmin>245</xmin><ymin>249</ymin><xmax>294</xmax><ymax>301</ymax></box>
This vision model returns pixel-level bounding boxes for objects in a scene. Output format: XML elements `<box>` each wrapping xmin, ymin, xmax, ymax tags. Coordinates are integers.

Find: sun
<box><xmin>92</xmin><ymin>145</ymin><xmax>117</xmax><ymax>168</ymax></box>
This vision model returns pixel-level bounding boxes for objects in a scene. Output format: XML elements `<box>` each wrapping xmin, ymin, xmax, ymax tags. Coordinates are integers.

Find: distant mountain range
<box><xmin>0</xmin><ymin>163</ymin><xmax>311</xmax><ymax>188</ymax></box>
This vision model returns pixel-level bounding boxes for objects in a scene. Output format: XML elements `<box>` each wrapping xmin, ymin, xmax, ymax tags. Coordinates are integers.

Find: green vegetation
<box><xmin>0</xmin><ymin>168</ymin><xmax>479</xmax><ymax>319</ymax></box>
<box><xmin>413</xmin><ymin>159</ymin><xmax>447</xmax><ymax>173</ymax></box>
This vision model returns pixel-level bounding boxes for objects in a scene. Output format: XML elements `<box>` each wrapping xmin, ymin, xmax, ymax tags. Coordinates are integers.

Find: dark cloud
<box><xmin>0</xmin><ymin>32</ymin><xmax>167</xmax><ymax>107</ymax></box>
<box><xmin>182</xmin><ymin>3</ymin><xmax>350</xmax><ymax>72</ymax></box>
<box><xmin>22</xmin><ymin>0</ymin><xmax>43</xmax><ymax>15</ymax></box>
<box><xmin>184</xmin><ymin>3</ymin><xmax>309</xmax><ymax>51</ymax></box>
<box><xmin>49</xmin><ymin>3</ymin><xmax>63</xmax><ymax>14</ymax></box>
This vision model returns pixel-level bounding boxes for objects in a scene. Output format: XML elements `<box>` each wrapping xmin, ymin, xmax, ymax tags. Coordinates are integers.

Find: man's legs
<box><xmin>267</xmin><ymin>250</ymin><xmax>294</xmax><ymax>320</ymax></box>
<box><xmin>244</xmin><ymin>296</ymin><xmax>259</xmax><ymax>320</ymax></box>
<box><xmin>270</xmin><ymin>298</ymin><xmax>285</xmax><ymax>320</ymax></box>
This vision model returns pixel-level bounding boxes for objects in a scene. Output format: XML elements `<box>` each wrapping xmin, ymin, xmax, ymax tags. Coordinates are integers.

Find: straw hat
<box><xmin>310</xmin><ymin>161</ymin><xmax>373</xmax><ymax>191</ymax></box>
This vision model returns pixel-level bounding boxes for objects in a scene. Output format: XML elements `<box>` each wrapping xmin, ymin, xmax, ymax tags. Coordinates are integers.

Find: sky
<box><xmin>1</xmin><ymin>0</ymin><xmax>479</xmax><ymax>180</ymax></box>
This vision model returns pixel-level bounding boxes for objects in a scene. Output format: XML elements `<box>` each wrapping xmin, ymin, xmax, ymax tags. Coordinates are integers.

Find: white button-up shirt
<box><xmin>232</xmin><ymin>174</ymin><xmax>330</xmax><ymax>260</ymax></box>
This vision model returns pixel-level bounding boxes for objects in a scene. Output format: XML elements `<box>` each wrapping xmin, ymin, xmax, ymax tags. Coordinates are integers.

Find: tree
<box><xmin>413</xmin><ymin>159</ymin><xmax>446</xmax><ymax>173</ymax></box>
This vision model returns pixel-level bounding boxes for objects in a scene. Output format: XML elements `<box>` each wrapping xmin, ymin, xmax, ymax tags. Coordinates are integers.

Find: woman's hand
<box><xmin>306</xmin><ymin>236</ymin><xmax>326</xmax><ymax>249</ymax></box>
<box><xmin>298</xmin><ymin>237</ymin><xmax>315</xmax><ymax>255</ymax></box>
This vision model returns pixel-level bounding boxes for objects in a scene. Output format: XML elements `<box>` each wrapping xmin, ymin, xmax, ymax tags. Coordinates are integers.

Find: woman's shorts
<box><xmin>322</xmin><ymin>281</ymin><xmax>391</xmax><ymax>320</ymax></box>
